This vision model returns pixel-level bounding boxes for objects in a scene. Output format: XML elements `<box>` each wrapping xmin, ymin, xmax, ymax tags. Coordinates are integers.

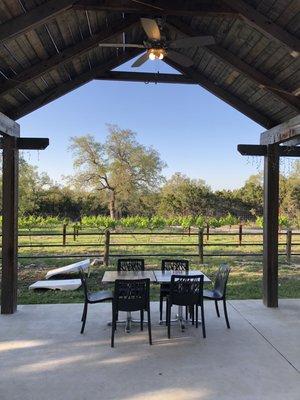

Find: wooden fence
<box><xmin>2</xmin><ymin>225</ymin><xmax>299</xmax><ymax>265</ymax></box>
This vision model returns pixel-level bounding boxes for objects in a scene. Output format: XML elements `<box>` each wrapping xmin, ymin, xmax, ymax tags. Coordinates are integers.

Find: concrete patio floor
<box><xmin>0</xmin><ymin>300</ymin><xmax>299</xmax><ymax>400</ymax></box>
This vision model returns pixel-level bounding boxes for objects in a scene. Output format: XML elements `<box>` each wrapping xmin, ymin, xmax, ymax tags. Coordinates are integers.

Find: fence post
<box><xmin>73</xmin><ymin>225</ymin><xmax>76</xmax><ymax>241</ymax></box>
<box><xmin>286</xmin><ymin>229</ymin><xmax>292</xmax><ymax>264</ymax></box>
<box><xmin>62</xmin><ymin>224</ymin><xmax>67</xmax><ymax>246</ymax></box>
<box><xmin>239</xmin><ymin>224</ymin><xmax>243</xmax><ymax>246</ymax></box>
<box><xmin>103</xmin><ymin>229</ymin><xmax>110</xmax><ymax>266</ymax></box>
<box><xmin>198</xmin><ymin>228</ymin><xmax>204</xmax><ymax>264</ymax></box>
<box><xmin>206</xmin><ymin>223</ymin><xmax>209</xmax><ymax>241</ymax></box>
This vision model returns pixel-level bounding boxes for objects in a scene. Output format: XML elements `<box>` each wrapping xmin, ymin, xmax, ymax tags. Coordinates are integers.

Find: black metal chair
<box><xmin>166</xmin><ymin>274</ymin><xmax>205</xmax><ymax>339</ymax></box>
<box><xmin>203</xmin><ymin>264</ymin><xmax>231</xmax><ymax>329</ymax></box>
<box><xmin>79</xmin><ymin>268</ymin><xmax>113</xmax><ymax>334</ymax></box>
<box><xmin>111</xmin><ymin>278</ymin><xmax>152</xmax><ymax>347</ymax></box>
<box><xmin>159</xmin><ymin>259</ymin><xmax>189</xmax><ymax>322</ymax></box>
<box><xmin>117</xmin><ymin>258</ymin><xmax>145</xmax><ymax>271</ymax></box>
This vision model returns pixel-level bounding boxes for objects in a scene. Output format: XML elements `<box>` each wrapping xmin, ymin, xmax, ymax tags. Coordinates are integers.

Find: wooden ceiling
<box><xmin>0</xmin><ymin>0</ymin><xmax>299</xmax><ymax>128</ymax></box>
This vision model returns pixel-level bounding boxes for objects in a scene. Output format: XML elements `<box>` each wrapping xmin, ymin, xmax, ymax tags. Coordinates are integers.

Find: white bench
<box><xmin>45</xmin><ymin>259</ymin><xmax>90</xmax><ymax>279</ymax></box>
<box><xmin>29</xmin><ymin>279</ymin><xmax>81</xmax><ymax>291</ymax></box>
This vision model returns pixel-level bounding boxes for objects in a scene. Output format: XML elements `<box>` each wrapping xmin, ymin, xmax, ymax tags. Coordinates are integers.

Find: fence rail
<box><xmin>1</xmin><ymin>225</ymin><xmax>298</xmax><ymax>264</ymax></box>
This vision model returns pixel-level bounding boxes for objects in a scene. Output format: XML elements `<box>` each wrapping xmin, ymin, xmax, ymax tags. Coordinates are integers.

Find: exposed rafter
<box><xmin>7</xmin><ymin>49</ymin><xmax>143</xmax><ymax>120</ymax></box>
<box><xmin>0</xmin><ymin>112</ymin><xmax>20</xmax><ymax>137</ymax></box>
<box><xmin>0</xmin><ymin>0</ymin><xmax>75</xmax><ymax>43</ymax></box>
<box><xmin>167</xmin><ymin>18</ymin><xmax>300</xmax><ymax>113</ymax></box>
<box><xmin>95</xmin><ymin>71</ymin><xmax>194</xmax><ymax>84</ymax></box>
<box><xmin>74</xmin><ymin>0</ymin><xmax>237</xmax><ymax>17</ymax></box>
<box><xmin>260</xmin><ymin>115</ymin><xmax>300</xmax><ymax>145</ymax></box>
<box><xmin>164</xmin><ymin>59</ymin><xmax>275</xmax><ymax>129</ymax></box>
<box><xmin>0</xmin><ymin>16</ymin><xmax>139</xmax><ymax>98</ymax></box>
<box><xmin>221</xmin><ymin>0</ymin><xmax>300</xmax><ymax>56</ymax></box>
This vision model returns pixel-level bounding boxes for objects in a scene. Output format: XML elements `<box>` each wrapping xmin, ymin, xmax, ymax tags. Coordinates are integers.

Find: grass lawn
<box><xmin>1</xmin><ymin>228</ymin><xmax>299</xmax><ymax>304</ymax></box>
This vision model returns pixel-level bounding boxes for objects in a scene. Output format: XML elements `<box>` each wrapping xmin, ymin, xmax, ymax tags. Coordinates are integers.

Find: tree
<box><xmin>158</xmin><ymin>173</ymin><xmax>211</xmax><ymax>216</ymax></box>
<box><xmin>69</xmin><ymin>125</ymin><xmax>166</xmax><ymax>218</ymax></box>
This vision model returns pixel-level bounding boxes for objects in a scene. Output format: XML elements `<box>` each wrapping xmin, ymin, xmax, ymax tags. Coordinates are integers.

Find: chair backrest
<box><xmin>214</xmin><ymin>264</ymin><xmax>231</xmax><ymax>297</ymax></box>
<box><xmin>117</xmin><ymin>258</ymin><xmax>145</xmax><ymax>271</ymax></box>
<box><xmin>114</xmin><ymin>278</ymin><xmax>150</xmax><ymax>312</ymax></box>
<box><xmin>170</xmin><ymin>274</ymin><xmax>204</xmax><ymax>306</ymax></box>
<box><xmin>79</xmin><ymin>268</ymin><xmax>88</xmax><ymax>301</ymax></box>
<box><xmin>161</xmin><ymin>259</ymin><xmax>189</xmax><ymax>272</ymax></box>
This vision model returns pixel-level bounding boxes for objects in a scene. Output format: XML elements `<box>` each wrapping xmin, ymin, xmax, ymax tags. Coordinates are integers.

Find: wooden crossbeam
<box><xmin>260</xmin><ymin>115</ymin><xmax>300</xmax><ymax>145</ymax></box>
<box><xmin>167</xmin><ymin>19</ymin><xmax>300</xmax><ymax>113</ymax></box>
<box><xmin>164</xmin><ymin>59</ymin><xmax>275</xmax><ymax>128</ymax></box>
<box><xmin>0</xmin><ymin>0</ymin><xmax>75</xmax><ymax>43</ymax></box>
<box><xmin>221</xmin><ymin>0</ymin><xmax>300</xmax><ymax>55</ymax></box>
<box><xmin>95</xmin><ymin>71</ymin><xmax>194</xmax><ymax>84</ymax></box>
<box><xmin>7</xmin><ymin>49</ymin><xmax>143</xmax><ymax>120</ymax></box>
<box><xmin>0</xmin><ymin>137</ymin><xmax>49</xmax><ymax>150</ymax></box>
<box><xmin>74</xmin><ymin>0</ymin><xmax>237</xmax><ymax>16</ymax></box>
<box><xmin>237</xmin><ymin>144</ymin><xmax>300</xmax><ymax>157</ymax></box>
<box><xmin>0</xmin><ymin>112</ymin><xmax>20</xmax><ymax>137</ymax></box>
<box><xmin>0</xmin><ymin>17</ymin><xmax>139</xmax><ymax>98</ymax></box>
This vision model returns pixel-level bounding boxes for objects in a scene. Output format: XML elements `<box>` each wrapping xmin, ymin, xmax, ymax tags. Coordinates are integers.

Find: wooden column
<box><xmin>263</xmin><ymin>144</ymin><xmax>279</xmax><ymax>307</ymax></box>
<box><xmin>1</xmin><ymin>136</ymin><xmax>19</xmax><ymax>314</ymax></box>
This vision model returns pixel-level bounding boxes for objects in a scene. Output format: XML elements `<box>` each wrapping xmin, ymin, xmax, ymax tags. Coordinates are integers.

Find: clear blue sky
<box><xmin>18</xmin><ymin>56</ymin><xmax>265</xmax><ymax>190</ymax></box>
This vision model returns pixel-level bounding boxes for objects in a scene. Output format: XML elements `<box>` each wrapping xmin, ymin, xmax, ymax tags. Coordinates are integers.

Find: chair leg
<box><xmin>167</xmin><ymin>300</ymin><xmax>171</xmax><ymax>339</ymax></box>
<box><xmin>111</xmin><ymin>305</ymin><xmax>117</xmax><ymax>348</ymax></box>
<box><xmin>80</xmin><ymin>303</ymin><xmax>88</xmax><ymax>334</ymax></box>
<box><xmin>223</xmin><ymin>299</ymin><xmax>231</xmax><ymax>329</ymax></box>
<box><xmin>159</xmin><ymin>293</ymin><xmax>163</xmax><ymax>321</ymax></box>
<box><xmin>215</xmin><ymin>300</ymin><xmax>220</xmax><ymax>317</ymax></box>
<box><xmin>201</xmin><ymin>303</ymin><xmax>206</xmax><ymax>338</ymax></box>
<box><xmin>195</xmin><ymin>306</ymin><xmax>199</xmax><ymax>328</ymax></box>
<box><xmin>81</xmin><ymin>302</ymin><xmax>87</xmax><ymax>322</ymax></box>
<box><xmin>140</xmin><ymin>310</ymin><xmax>144</xmax><ymax>331</ymax></box>
<box><xmin>147</xmin><ymin>307</ymin><xmax>152</xmax><ymax>345</ymax></box>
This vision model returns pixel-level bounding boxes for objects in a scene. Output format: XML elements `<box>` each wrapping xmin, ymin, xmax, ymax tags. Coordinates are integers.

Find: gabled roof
<box><xmin>0</xmin><ymin>0</ymin><xmax>299</xmax><ymax>128</ymax></box>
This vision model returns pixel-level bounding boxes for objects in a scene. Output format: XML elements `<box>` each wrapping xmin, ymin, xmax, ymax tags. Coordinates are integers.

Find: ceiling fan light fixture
<box><xmin>148</xmin><ymin>48</ymin><xmax>165</xmax><ymax>61</ymax></box>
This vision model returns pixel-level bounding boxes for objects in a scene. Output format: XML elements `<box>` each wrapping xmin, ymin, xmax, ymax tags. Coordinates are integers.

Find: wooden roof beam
<box><xmin>0</xmin><ymin>0</ymin><xmax>75</xmax><ymax>43</ymax></box>
<box><xmin>164</xmin><ymin>58</ymin><xmax>275</xmax><ymax>129</ymax></box>
<box><xmin>0</xmin><ymin>16</ymin><xmax>139</xmax><ymax>98</ymax></box>
<box><xmin>260</xmin><ymin>115</ymin><xmax>300</xmax><ymax>145</ymax></box>
<box><xmin>95</xmin><ymin>71</ymin><xmax>194</xmax><ymax>84</ymax></box>
<box><xmin>74</xmin><ymin>0</ymin><xmax>237</xmax><ymax>17</ymax></box>
<box><xmin>238</xmin><ymin>144</ymin><xmax>300</xmax><ymax>157</ymax></box>
<box><xmin>7</xmin><ymin>49</ymin><xmax>143</xmax><ymax>120</ymax></box>
<box><xmin>167</xmin><ymin>19</ymin><xmax>300</xmax><ymax>113</ymax></box>
<box><xmin>0</xmin><ymin>137</ymin><xmax>49</xmax><ymax>150</ymax></box>
<box><xmin>221</xmin><ymin>0</ymin><xmax>300</xmax><ymax>56</ymax></box>
<box><xmin>0</xmin><ymin>112</ymin><xmax>20</xmax><ymax>137</ymax></box>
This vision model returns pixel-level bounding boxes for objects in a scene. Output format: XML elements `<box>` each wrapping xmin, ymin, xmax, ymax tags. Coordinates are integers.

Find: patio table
<box><xmin>102</xmin><ymin>270</ymin><xmax>156</xmax><ymax>332</ymax></box>
<box><xmin>154</xmin><ymin>270</ymin><xmax>211</xmax><ymax>330</ymax></box>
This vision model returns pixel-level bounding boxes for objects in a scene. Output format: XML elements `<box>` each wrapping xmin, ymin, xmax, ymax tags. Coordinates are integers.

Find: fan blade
<box><xmin>131</xmin><ymin>52</ymin><xmax>149</xmax><ymax>67</ymax></box>
<box><xmin>168</xmin><ymin>36</ymin><xmax>215</xmax><ymax>49</ymax></box>
<box><xmin>140</xmin><ymin>18</ymin><xmax>161</xmax><ymax>41</ymax></box>
<box><xmin>98</xmin><ymin>43</ymin><xmax>145</xmax><ymax>48</ymax></box>
<box><xmin>166</xmin><ymin>50</ymin><xmax>194</xmax><ymax>67</ymax></box>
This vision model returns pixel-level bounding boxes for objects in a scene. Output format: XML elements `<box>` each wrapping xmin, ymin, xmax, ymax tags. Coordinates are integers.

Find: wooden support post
<box><xmin>62</xmin><ymin>224</ymin><xmax>67</xmax><ymax>246</ymax></box>
<box><xmin>239</xmin><ymin>224</ymin><xmax>243</xmax><ymax>246</ymax></box>
<box><xmin>73</xmin><ymin>225</ymin><xmax>76</xmax><ymax>241</ymax></box>
<box><xmin>286</xmin><ymin>229</ymin><xmax>292</xmax><ymax>264</ymax></box>
<box><xmin>206</xmin><ymin>223</ymin><xmax>209</xmax><ymax>241</ymax></box>
<box><xmin>1</xmin><ymin>136</ymin><xmax>19</xmax><ymax>314</ymax></box>
<box><xmin>198</xmin><ymin>228</ymin><xmax>204</xmax><ymax>264</ymax></box>
<box><xmin>103</xmin><ymin>230</ymin><xmax>110</xmax><ymax>267</ymax></box>
<box><xmin>263</xmin><ymin>144</ymin><xmax>279</xmax><ymax>307</ymax></box>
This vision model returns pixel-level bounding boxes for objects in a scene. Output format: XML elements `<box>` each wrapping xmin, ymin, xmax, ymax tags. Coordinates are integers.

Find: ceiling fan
<box><xmin>98</xmin><ymin>18</ymin><xmax>215</xmax><ymax>68</ymax></box>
